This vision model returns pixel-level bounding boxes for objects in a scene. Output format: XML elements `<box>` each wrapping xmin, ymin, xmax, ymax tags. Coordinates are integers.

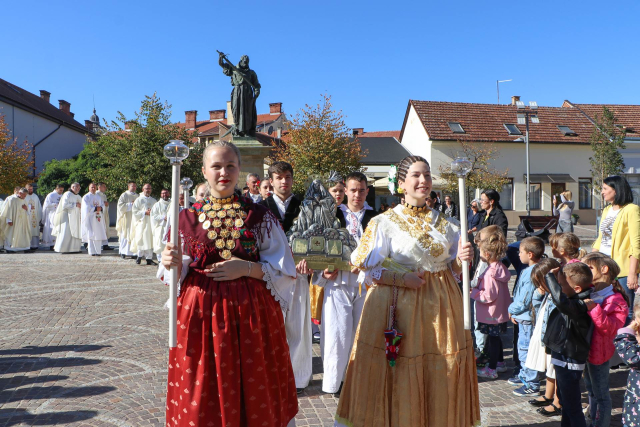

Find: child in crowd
<box><xmin>508</xmin><ymin>237</ymin><xmax>545</xmax><ymax>396</ymax></box>
<box><xmin>551</xmin><ymin>232</ymin><xmax>587</xmax><ymax>265</ymax></box>
<box><xmin>582</xmin><ymin>253</ymin><xmax>629</xmax><ymax>427</ymax></box>
<box><xmin>615</xmin><ymin>300</ymin><xmax>640</xmax><ymax>426</ymax></box>
<box><xmin>471</xmin><ymin>225</ymin><xmax>511</xmax><ymax>379</ymax></box>
<box><xmin>543</xmin><ymin>262</ymin><xmax>594</xmax><ymax>427</ymax></box>
<box><xmin>526</xmin><ymin>258</ymin><xmax>563</xmax><ymax>417</ymax></box>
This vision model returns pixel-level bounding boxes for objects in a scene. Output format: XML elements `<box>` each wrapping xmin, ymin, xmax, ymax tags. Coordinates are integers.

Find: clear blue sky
<box><xmin>3</xmin><ymin>0</ymin><xmax>638</xmax><ymax>132</ymax></box>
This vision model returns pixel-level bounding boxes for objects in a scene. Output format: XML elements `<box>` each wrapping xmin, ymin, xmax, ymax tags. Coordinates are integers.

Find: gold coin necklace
<box><xmin>194</xmin><ymin>195</ymin><xmax>247</xmax><ymax>260</ymax></box>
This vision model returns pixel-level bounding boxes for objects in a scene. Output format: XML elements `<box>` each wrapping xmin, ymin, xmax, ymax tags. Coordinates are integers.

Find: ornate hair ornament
<box><xmin>387</xmin><ymin>165</ymin><xmax>403</xmax><ymax>195</ymax></box>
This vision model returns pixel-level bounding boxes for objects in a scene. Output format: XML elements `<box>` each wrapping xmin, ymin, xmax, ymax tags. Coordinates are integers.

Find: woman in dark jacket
<box><xmin>477</xmin><ymin>189</ymin><xmax>509</xmax><ymax>237</ymax></box>
<box><xmin>467</xmin><ymin>199</ymin><xmax>482</xmax><ymax>232</ymax></box>
<box><xmin>439</xmin><ymin>195</ymin><xmax>460</xmax><ymax>220</ymax></box>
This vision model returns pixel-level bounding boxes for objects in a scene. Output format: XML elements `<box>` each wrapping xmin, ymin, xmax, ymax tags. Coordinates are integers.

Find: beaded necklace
<box><xmin>194</xmin><ymin>194</ymin><xmax>248</xmax><ymax>260</ymax></box>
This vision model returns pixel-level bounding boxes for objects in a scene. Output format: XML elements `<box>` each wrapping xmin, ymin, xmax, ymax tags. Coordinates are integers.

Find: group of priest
<box><xmin>0</xmin><ymin>182</ymin><xmax>178</xmax><ymax>265</ymax></box>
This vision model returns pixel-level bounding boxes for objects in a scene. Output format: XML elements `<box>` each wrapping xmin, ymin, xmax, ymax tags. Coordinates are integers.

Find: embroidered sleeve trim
<box><xmin>260</xmin><ymin>262</ymin><xmax>289</xmax><ymax>312</ymax></box>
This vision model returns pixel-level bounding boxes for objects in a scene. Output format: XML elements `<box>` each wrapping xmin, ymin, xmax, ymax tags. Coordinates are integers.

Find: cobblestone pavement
<box><xmin>0</xmin><ymin>247</ymin><xmax>627</xmax><ymax>426</ymax></box>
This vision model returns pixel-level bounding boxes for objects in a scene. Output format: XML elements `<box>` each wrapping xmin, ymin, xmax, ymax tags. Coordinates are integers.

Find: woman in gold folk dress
<box><xmin>335</xmin><ymin>156</ymin><xmax>480</xmax><ymax>427</ymax></box>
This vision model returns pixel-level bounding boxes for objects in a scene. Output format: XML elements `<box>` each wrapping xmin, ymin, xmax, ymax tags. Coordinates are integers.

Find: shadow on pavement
<box><xmin>0</xmin><ymin>409</ymin><xmax>99</xmax><ymax>426</ymax></box>
<box><xmin>0</xmin><ymin>344</ymin><xmax>110</xmax><ymax>356</ymax></box>
<box><xmin>0</xmin><ymin>356</ymin><xmax>103</xmax><ymax>375</ymax></box>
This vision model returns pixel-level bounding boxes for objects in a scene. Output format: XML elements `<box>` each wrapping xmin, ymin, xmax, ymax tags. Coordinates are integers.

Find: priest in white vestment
<box><xmin>162</xmin><ymin>192</ymin><xmax>186</xmax><ymax>246</ymax></box>
<box><xmin>96</xmin><ymin>183</ymin><xmax>111</xmax><ymax>250</ymax></box>
<box><xmin>0</xmin><ymin>197</ymin><xmax>4</xmax><ymax>250</ymax></box>
<box><xmin>0</xmin><ymin>188</ymin><xmax>31</xmax><ymax>252</ymax></box>
<box><xmin>53</xmin><ymin>183</ymin><xmax>82</xmax><ymax>253</ymax></box>
<box><xmin>24</xmin><ymin>184</ymin><xmax>42</xmax><ymax>251</ymax></box>
<box><xmin>116</xmin><ymin>182</ymin><xmax>139</xmax><ymax>258</ymax></box>
<box><xmin>82</xmin><ymin>183</ymin><xmax>108</xmax><ymax>256</ymax></box>
<box><xmin>42</xmin><ymin>184</ymin><xmax>64</xmax><ymax>249</ymax></box>
<box><xmin>129</xmin><ymin>183</ymin><xmax>157</xmax><ymax>265</ymax></box>
<box><xmin>150</xmin><ymin>188</ymin><xmax>170</xmax><ymax>262</ymax></box>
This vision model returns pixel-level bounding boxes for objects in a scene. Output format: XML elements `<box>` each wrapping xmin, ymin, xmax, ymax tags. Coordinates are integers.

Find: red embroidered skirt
<box><xmin>166</xmin><ymin>273</ymin><xmax>298</xmax><ymax>426</ymax></box>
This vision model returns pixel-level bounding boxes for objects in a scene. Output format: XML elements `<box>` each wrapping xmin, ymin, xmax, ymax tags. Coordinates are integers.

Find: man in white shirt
<box><xmin>246</xmin><ymin>173</ymin><xmax>262</xmax><ymax>203</ymax></box>
<box><xmin>42</xmin><ymin>184</ymin><xmax>64</xmax><ymax>250</ymax></box>
<box><xmin>116</xmin><ymin>182</ymin><xmax>139</xmax><ymax>259</ymax></box>
<box><xmin>24</xmin><ymin>184</ymin><xmax>42</xmax><ymax>251</ymax></box>
<box><xmin>96</xmin><ymin>183</ymin><xmax>111</xmax><ymax>251</ymax></box>
<box><xmin>259</xmin><ymin>161</ymin><xmax>311</xmax><ymax>393</ymax></box>
<box><xmin>313</xmin><ymin>171</ymin><xmax>377</xmax><ymax>397</ymax></box>
<box><xmin>129</xmin><ymin>183</ymin><xmax>157</xmax><ymax>265</ymax></box>
<box><xmin>81</xmin><ymin>183</ymin><xmax>108</xmax><ymax>256</ymax></box>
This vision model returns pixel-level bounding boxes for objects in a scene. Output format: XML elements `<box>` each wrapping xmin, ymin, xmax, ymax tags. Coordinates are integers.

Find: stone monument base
<box><xmin>232</xmin><ymin>137</ymin><xmax>271</xmax><ymax>182</ymax></box>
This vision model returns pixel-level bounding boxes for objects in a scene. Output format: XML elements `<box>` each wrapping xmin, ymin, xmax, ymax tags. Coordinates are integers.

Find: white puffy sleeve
<box><xmin>256</xmin><ymin>211</ymin><xmax>297</xmax><ymax>312</ymax></box>
<box><xmin>350</xmin><ymin>218</ymin><xmax>390</xmax><ymax>287</ymax></box>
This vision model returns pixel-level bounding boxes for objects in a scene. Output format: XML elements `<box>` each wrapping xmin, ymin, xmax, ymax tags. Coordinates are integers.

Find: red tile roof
<box><xmin>175</xmin><ymin>113</ymin><xmax>283</xmax><ymax>136</ymax></box>
<box><xmin>563</xmin><ymin>101</ymin><xmax>640</xmax><ymax>136</ymax></box>
<box><xmin>402</xmin><ymin>100</ymin><xmax>596</xmax><ymax>144</ymax></box>
<box><xmin>359</xmin><ymin>130</ymin><xmax>400</xmax><ymax>139</ymax></box>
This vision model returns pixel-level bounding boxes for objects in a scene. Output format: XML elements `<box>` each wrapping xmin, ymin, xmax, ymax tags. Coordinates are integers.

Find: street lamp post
<box><xmin>181</xmin><ymin>178</ymin><xmax>193</xmax><ymax>210</ymax></box>
<box><xmin>452</xmin><ymin>157</ymin><xmax>473</xmax><ymax>330</ymax></box>
<box><xmin>163</xmin><ymin>140</ymin><xmax>189</xmax><ymax>348</ymax></box>
<box><xmin>516</xmin><ymin>101</ymin><xmax>538</xmax><ymax>216</ymax></box>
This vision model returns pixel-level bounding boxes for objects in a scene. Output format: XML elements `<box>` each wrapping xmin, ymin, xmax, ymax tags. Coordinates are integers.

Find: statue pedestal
<box><xmin>232</xmin><ymin>137</ymin><xmax>271</xmax><ymax>182</ymax></box>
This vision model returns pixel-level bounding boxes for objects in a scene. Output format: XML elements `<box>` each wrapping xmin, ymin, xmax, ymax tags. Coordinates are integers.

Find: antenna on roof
<box><xmin>496</xmin><ymin>79</ymin><xmax>512</xmax><ymax>104</ymax></box>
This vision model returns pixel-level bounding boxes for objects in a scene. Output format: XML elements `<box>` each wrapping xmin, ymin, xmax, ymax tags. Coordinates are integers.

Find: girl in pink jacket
<box><xmin>471</xmin><ymin>225</ymin><xmax>511</xmax><ymax>379</ymax></box>
<box><xmin>582</xmin><ymin>252</ymin><xmax>630</xmax><ymax>427</ymax></box>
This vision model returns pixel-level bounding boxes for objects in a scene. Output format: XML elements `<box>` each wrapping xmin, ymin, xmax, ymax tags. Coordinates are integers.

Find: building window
<box><xmin>447</xmin><ymin>122</ymin><xmax>465</xmax><ymax>133</ymax></box>
<box><xmin>579</xmin><ymin>178</ymin><xmax>592</xmax><ymax>209</ymax></box>
<box><xmin>498</xmin><ymin>179</ymin><xmax>513</xmax><ymax>210</ymax></box>
<box><xmin>529</xmin><ymin>183</ymin><xmax>542</xmax><ymax>210</ymax></box>
<box><xmin>558</xmin><ymin>125</ymin><xmax>577</xmax><ymax>136</ymax></box>
<box><xmin>503</xmin><ymin>124</ymin><xmax>522</xmax><ymax>135</ymax></box>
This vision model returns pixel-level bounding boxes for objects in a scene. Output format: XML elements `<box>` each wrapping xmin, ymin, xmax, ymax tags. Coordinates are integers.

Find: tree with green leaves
<box><xmin>0</xmin><ymin>114</ymin><xmax>36</xmax><ymax>194</ymax></box>
<box><xmin>269</xmin><ymin>94</ymin><xmax>366</xmax><ymax>195</ymax></box>
<box><xmin>84</xmin><ymin>93</ymin><xmax>202</xmax><ymax>200</ymax></box>
<box><xmin>589</xmin><ymin>106</ymin><xmax>626</xmax><ymax>201</ymax></box>
<box><xmin>438</xmin><ymin>140</ymin><xmax>510</xmax><ymax>198</ymax></box>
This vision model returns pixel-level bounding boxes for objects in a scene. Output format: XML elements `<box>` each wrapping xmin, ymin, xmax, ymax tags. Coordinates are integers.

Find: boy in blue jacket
<box><xmin>508</xmin><ymin>237</ymin><xmax>545</xmax><ymax>396</ymax></box>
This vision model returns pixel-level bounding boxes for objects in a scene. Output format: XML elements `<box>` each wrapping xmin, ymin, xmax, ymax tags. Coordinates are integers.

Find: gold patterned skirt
<box><xmin>335</xmin><ymin>269</ymin><xmax>480</xmax><ymax>427</ymax></box>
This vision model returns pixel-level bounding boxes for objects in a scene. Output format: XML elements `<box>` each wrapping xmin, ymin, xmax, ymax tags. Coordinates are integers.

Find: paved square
<box><xmin>0</xmin><ymin>248</ymin><xmax>628</xmax><ymax>426</ymax></box>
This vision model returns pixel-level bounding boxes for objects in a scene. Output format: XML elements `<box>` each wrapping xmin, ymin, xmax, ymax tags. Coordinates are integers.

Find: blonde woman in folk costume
<box><xmin>335</xmin><ymin>155</ymin><xmax>480</xmax><ymax>427</ymax></box>
<box><xmin>160</xmin><ymin>140</ymin><xmax>298</xmax><ymax>427</ymax></box>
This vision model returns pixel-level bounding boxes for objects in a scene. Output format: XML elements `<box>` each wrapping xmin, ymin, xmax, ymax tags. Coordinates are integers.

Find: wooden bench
<box><xmin>518</xmin><ymin>215</ymin><xmax>558</xmax><ymax>230</ymax></box>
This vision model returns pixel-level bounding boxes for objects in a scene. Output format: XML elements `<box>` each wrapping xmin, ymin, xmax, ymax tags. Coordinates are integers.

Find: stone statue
<box><xmin>217</xmin><ymin>51</ymin><xmax>261</xmax><ymax>138</ymax></box>
<box><xmin>289</xmin><ymin>179</ymin><xmax>340</xmax><ymax>234</ymax></box>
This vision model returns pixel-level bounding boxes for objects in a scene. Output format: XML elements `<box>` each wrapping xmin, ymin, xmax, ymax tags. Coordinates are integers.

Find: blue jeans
<box><xmin>516</xmin><ymin>322</ymin><xmax>539</xmax><ymax>388</ymax></box>
<box><xmin>618</xmin><ymin>276</ymin><xmax>637</xmax><ymax>324</ymax></box>
<box><xmin>584</xmin><ymin>360</ymin><xmax>611</xmax><ymax>427</ymax></box>
<box><xmin>471</xmin><ymin>300</ymin><xmax>487</xmax><ymax>352</ymax></box>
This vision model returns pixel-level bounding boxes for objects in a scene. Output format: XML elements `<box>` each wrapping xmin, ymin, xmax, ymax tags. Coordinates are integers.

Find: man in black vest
<box><xmin>312</xmin><ymin>171</ymin><xmax>378</xmax><ymax>397</ymax></box>
<box><xmin>259</xmin><ymin>161</ymin><xmax>311</xmax><ymax>393</ymax></box>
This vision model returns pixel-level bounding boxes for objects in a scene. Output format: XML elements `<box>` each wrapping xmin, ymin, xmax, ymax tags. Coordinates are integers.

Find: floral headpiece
<box><xmin>388</xmin><ymin>165</ymin><xmax>403</xmax><ymax>194</ymax></box>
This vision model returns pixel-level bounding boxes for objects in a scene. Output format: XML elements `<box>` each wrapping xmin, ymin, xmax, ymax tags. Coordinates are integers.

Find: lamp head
<box><xmin>451</xmin><ymin>157</ymin><xmax>472</xmax><ymax>177</ymax></box>
<box><xmin>164</xmin><ymin>140</ymin><xmax>189</xmax><ymax>164</ymax></box>
<box><xmin>181</xmin><ymin>177</ymin><xmax>194</xmax><ymax>190</ymax></box>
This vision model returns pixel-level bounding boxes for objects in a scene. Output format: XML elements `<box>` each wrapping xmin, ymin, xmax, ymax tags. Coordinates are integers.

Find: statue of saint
<box><xmin>288</xmin><ymin>179</ymin><xmax>339</xmax><ymax>235</ymax></box>
<box><xmin>217</xmin><ymin>51</ymin><xmax>261</xmax><ymax>137</ymax></box>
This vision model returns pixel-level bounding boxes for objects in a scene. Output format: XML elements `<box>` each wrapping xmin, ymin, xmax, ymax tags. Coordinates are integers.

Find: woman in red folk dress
<box><xmin>160</xmin><ymin>141</ymin><xmax>299</xmax><ymax>427</ymax></box>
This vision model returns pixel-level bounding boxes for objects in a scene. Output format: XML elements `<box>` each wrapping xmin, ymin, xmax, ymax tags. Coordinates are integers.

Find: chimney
<box><xmin>70</xmin><ymin>112</ymin><xmax>75</xmax><ymax>119</ymax></box>
<box><xmin>124</xmin><ymin>120</ymin><xmax>136</xmax><ymax>131</ymax></box>
<box><xmin>209</xmin><ymin>109</ymin><xmax>226</xmax><ymax>121</ymax></box>
<box><xmin>85</xmin><ymin>120</ymin><xmax>94</xmax><ymax>132</ymax></box>
<box><xmin>511</xmin><ymin>95</ymin><xmax>521</xmax><ymax>106</ymax></box>
<box><xmin>353</xmin><ymin>127</ymin><xmax>364</xmax><ymax>136</ymax></box>
<box><xmin>58</xmin><ymin>100</ymin><xmax>71</xmax><ymax>116</ymax></box>
<box><xmin>269</xmin><ymin>102</ymin><xmax>282</xmax><ymax>115</ymax></box>
<box><xmin>40</xmin><ymin>90</ymin><xmax>51</xmax><ymax>103</ymax></box>
<box><xmin>226</xmin><ymin>101</ymin><xmax>234</xmax><ymax>125</ymax></box>
<box><xmin>185</xmin><ymin>110</ymin><xmax>197</xmax><ymax>130</ymax></box>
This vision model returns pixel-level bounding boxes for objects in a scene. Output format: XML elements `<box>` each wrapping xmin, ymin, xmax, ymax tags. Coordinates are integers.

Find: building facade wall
<box><xmin>1</xmin><ymin>101</ymin><xmax>87</xmax><ymax>174</ymax></box>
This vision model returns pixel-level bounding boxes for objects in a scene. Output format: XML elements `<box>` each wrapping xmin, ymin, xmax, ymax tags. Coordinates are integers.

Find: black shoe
<box><xmin>146</xmin><ymin>259</ymin><xmax>157</xmax><ymax>266</ymax></box>
<box><xmin>135</xmin><ymin>257</ymin><xmax>142</xmax><ymax>265</ymax></box>
<box><xmin>528</xmin><ymin>396</ymin><xmax>552</xmax><ymax>407</ymax></box>
<box><xmin>84</xmin><ymin>243</ymin><xmax>88</xmax><ymax>249</ymax></box>
<box><xmin>537</xmin><ymin>403</ymin><xmax>562</xmax><ymax>417</ymax></box>
<box><xmin>332</xmin><ymin>383</ymin><xmax>343</xmax><ymax>398</ymax></box>
<box><xmin>121</xmin><ymin>254</ymin><xmax>126</xmax><ymax>259</ymax></box>
<box><xmin>102</xmin><ymin>245</ymin><xmax>111</xmax><ymax>251</ymax></box>
<box><xmin>50</xmin><ymin>246</ymin><xmax>55</xmax><ymax>251</ymax></box>
<box><xmin>296</xmin><ymin>388</ymin><xmax>305</xmax><ymax>395</ymax></box>
<box><xmin>312</xmin><ymin>332</ymin><xmax>321</xmax><ymax>344</ymax></box>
